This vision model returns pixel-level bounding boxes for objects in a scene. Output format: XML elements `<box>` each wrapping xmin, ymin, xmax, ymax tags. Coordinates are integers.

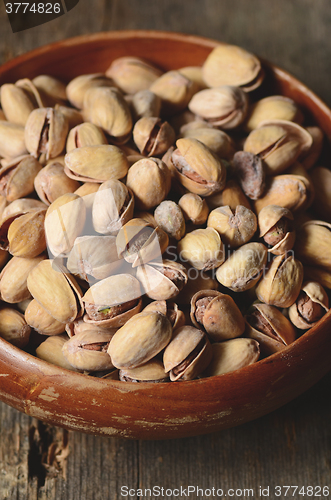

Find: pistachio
<box><xmin>245</xmin><ymin>96</ymin><xmax>303</xmax><ymax>132</ymax></box>
<box><xmin>0</xmin><ymin>84</ymin><xmax>37</xmax><ymax>126</ymax></box>
<box><xmin>216</xmin><ymin>242</ymin><xmax>268</xmax><ymax>292</ymax></box>
<box><xmin>0</xmin><ymin>255</ymin><xmax>45</xmax><ymax>303</ymax></box>
<box><xmin>130</xmin><ymin>89</ymin><xmax>161</xmax><ymax>120</ymax></box>
<box><xmin>301</xmin><ymin>126</ymin><xmax>323</xmax><ymax>170</ymax></box>
<box><xmin>34</xmin><ymin>162</ymin><xmax>80</xmax><ymax>205</ymax></box>
<box><xmin>254</xmin><ymin>174</ymin><xmax>308</xmax><ymax>214</ymax></box>
<box><xmin>133</xmin><ymin>117</ymin><xmax>175</xmax><ymax>157</ymax></box>
<box><xmin>295</xmin><ymin>220</ymin><xmax>331</xmax><ymax>271</ymax></box>
<box><xmin>106</xmin><ymin>56</ymin><xmax>162</xmax><ymax>94</ymax></box>
<box><xmin>207</xmin><ymin>205</ymin><xmax>257</xmax><ymax>248</ymax></box>
<box><xmin>232</xmin><ymin>151</ymin><xmax>266</xmax><ymax>200</ymax></box>
<box><xmin>288</xmin><ymin>281</ymin><xmax>329</xmax><ymax>330</ymax></box>
<box><xmin>178</xmin><ymin>193</ymin><xmax>209</xmax><ymax>226</ymax></box>
<box><xmin>32</xmin><ymin>75</ymin><xmax>67</xmax><ymax>105</ymax></box>
<box><xmin>256</xmin><ymin>253</ymin><xmax>303</xmax><ymax>307</ymax></box>
<box><xmin>0</xmin><ymin>155</ymin><xmax>42</xmax><ymax>202</ymax></box>
<box><xmin>203</xmin><ymin>338</ymin><xmax>260</xmax><ymax>377</ymax></box>
<box><xmin>154</xmin><ymin>200</ymin><xmax>186</xmax><ymax>240</ymax></box>
<box><xmin>136</xmin><ymin>260</ymin><xmax>188</xmax><ymax>301</ymax></box>
<box><xmin>66</xmin><ymin>122</ymin><xmax>107</xmax><ymax>152</ymax></box>
<box><xmin>150</xmin><ymin>70</ymin><xmax>198</xmax><ymax>116</ymax></box>
<box><xmin>310</xmin><ymin>167</ymin><xmax>331</xmax><ymax>221</ymax></box>
<box><xmin>207</xmin><ymin>179</ymin><xmax>251</xmax><ymax>211</ymax></box>
<box><xmin>62</xmin><ymin>330</ymin><xmax>114</xmax><ymax>372</ymax></box>
<box><xmin>0</xmin><ymin>307</ymin><xmax>31</xmax><ymax>348</ymax></box>
<box><xmin>143</xmin><ymin>300</ymin><xmax>185</xmax><ymax>330</ymax></box>
<box><xmin>178</xmin><ymin>227</ymin><xmax>225</xmax><ymax>271</ymax></box>
<box><xmin>0</xmin><ymin>121</ymin><xmax>28</xmax><ymax>158</ymax></box>
<box><xmin>119</xmin><ymin>359</ymin><xmax>169</xmax><ymax>383</ymax></box>
<box><xmin>66</xmin><ymin>73</ymin><xmax>114</xmax><ymax>109</ymax></box>
<box><xmin>36</xmin><ymin>334</ymin><xmax>79</xmax><ymax>371</ymax></box>
<box><xmin>8</xmin><ymin>209</ymin><xmax>46</xmax><ymax>258</ymax></box>
<box><xmin>181</xmin><ymin>126</ymin><xmax>235</xmax><ymax>159</ymax></box>
<box><xmin>108</xmin><ymin>311</ymin><xmax>172</xmax><ymax>369</ymax></box>
<box><xmin>176</xmin><ymin>266</ymin><xmax>219</xmax><ymax>305</ymax></box>
<box><xmin>258</xmin><ymin>205</ymin><xmax>295</xmax><ymax>255</ymax></box>
<box><xmin>25</xmin><ymin>299</ymin><xmax>65</xmax><ymax>335</ymax></box>
<box><xmin>54</xmin><ymin>104</ymin><xmax>84</xmax><ymax>129</ymax></box>
<box><xmin>179</xmin><ymin>66</ymin><xmax>206</xmax><ymax>90</ymax></box>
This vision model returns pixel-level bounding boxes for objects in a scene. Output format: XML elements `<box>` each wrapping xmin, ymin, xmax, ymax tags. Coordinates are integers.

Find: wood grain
<box><xmin>0</xmin><ymin>0</ymin><xmax>330</xmax><ymax>498</ymax></box>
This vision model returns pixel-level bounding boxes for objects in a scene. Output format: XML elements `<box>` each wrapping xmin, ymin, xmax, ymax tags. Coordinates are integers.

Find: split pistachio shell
<box><xmin>0</xmin><ymin>255</ymin><xmax>45</xmax><ymax>303</ymax></box>
<box><xmin>258</xmin><ymin>205</ymin><xmax>295</xmax><ymax>255</ymax></box>
<box><xmin>288</xmin><ymin>281</ymin><xmax>329</xmax><ymax>329</ymax></box>
<box><xmin>8</xmin><ymin>209</ymin><xmax>46</xmax><ymax>258</ymax></box>
<box><xmin>34</xmin><ymin>162</ymin><xmax>80</xmax><ymax>205</ymax></box>
<box><xmin>244</xmin><ymin>120</ymin><xmax>313</xmax><ymax>175</ymax></box>
<box><xmin>256</xmin><ymin>253</ymin><xmax>303</xmax><ymax>307</ymax></box>
<box><xmin>66</xmin><ymin>122</ymin><xmax>107</xmax><ymax>152</ymax></box>
<box><xmin>45</xmin><ymin>193</ymin><xmax>86</xmax><ymax>257</ymax></box>
<box><xmin>82</xmin><ymin>274</ymin><xmax>142</xmax><ymax>328</ymax></box>
<box><xmin>150</xmin><ymin>70</ymin><xmax>198</xmax><ymax>116</ymax></box>
<box><xmin>178</xmin><ymin>227</ymin><xmax>224</xmax><ymax>271</ymax></box>
<box><xmin>216</xmin><ymin>242</ymin><xmax>267</xmax><ymax>292</ymax></box>
<box><xmin>83</xmin><ymin>87</ymin><xmax>132</xmax><ymax>143</ymax></box>
<box><xmin>130</xmin><ymin>89</ymin><xmax>161</xmax><ymax>120</ymax></box>
<box><xmin>25</xmin><ymin>298</ymin><xmax>65</xmax><ymax>335</ymax></box>
<box><xmin>126</xmin><ymin>157</ymin><xmax>171</xmax><ymax>210</ymax></box>
<box><xmin>207</xmin><ymin>205</ymin><xmax>257</xmax><ymax>248</ymax></box>
<box><xmin>136</xmin><ymin>260</ymin><xmax>188</xmax><ymax>301</ymax></box>
<box><xmin>0</xmin><ymin>308</ymin><xmax>31</xmax><ymax>348</ymax></box>
<box><xmin>295</xmin><ymin>220</ymin><xmax>331</xmax><ymax>271</ymax></box>
<box><xmin>92</xmin><ymin>179</ymin><xmax>134</xmax><ymax>235</ymax></box>
<box><xmin>106</xmin><ymin>56</ymin><xmax>162</xmax><ymax>94</ymax></box>
<box><xmin>203</xmin><ymin>338</ymin><xmax>260</xmax><ymax>377</ymax></box>
<box><xmin>202</xmin><ymin>44</ymin><xmax>263</xmax><ymax>91</ymax></box>
<box><xmin>143</xmin><ymin>300</ymin><xmax>185</xmax><ymax>330</ymax></box>
<box><xmin>64</xmin><ymin>144</ymin><xmax>129</xmax><ymax>183</ymax></box>
<box><xmin>62</xmin><ymin>330</ymin><xmax>114</xmax><ymax>372</ymax></box>
<box><xmin>254</xmin><ymin>174</ymin><xmax>308</xmax><ymax>214</ymax></box>
<box><xmin>0</xmin><ymin>155</ymin><xmax>42</xmax><ymax>202</ymax></box>
<box><xmin>66</xmin><ymin>73</ymin><xmax>114</xmax><ymax>109</ymax></box>
<box><xmin>181</xmin><ymin>126</ymin><xmax>235</xmax><ymax>159</ymax></box>
<box><xmin>0</xmin><ymin>84</ymin><xmax>37</xmax><ymax>126</ymax></box>
<box><xmin>27</xmin><ymin>259</ymin><xmax>83</xmax><ymax>324</ymax></box>
<box><xmin>245</xmin><ymin>303</ymin><xmax>296</xmax><ymax>356</ymax></box>
<box><xmin>133</xmin><ymin>117</ymin><xmax>176</xmax><ymax>157</ymax></box>
<box><xmin>188</xmin><ymin>86</ymin><xmax>248</xmax><ymax>129</ymax></box>
<box><xmin>67</xmin><ymin>235</ymin><xmax>122</xmax><ymax>281</ymax></box>
<box><xmin>108</xmin><ymin>311</ymin><xmax>172</xmax><ymax>369</ymax></box>
<box><xmin>0</xmin><ymin>122</ymin><xmax>28</xmax><ymax>158</ymax></box>
<box><xmin>36</xmin><ymin>334</ymin><xmax>79</xmax><ymax>371</ymax></box>
<box><xmin>207</xmin><ymin>179</ymin><xmax>251</xmax><ymax>211</ymax></box>
<box><xmin>171</xmin><ymin>138</ymin><xmax>226</xmax><ymax>196</ymax></box>
<box><xmin>154</xmin><ymin>200</ymin><xmax>186</xmax><ymax>240</ymax></box>
<box><xmin>178</xmin><ymin>193</ymin><xmax>209</xmax><ymax>225</ymax></box>
<box><xmin>119</xmin><ymin>359</ymin><xmax>169</xmax><ymax>383</ymax></box>
<box><xmin>245</xmin><ymin>96</ymin><xmax>303</xmax><ymax>132</ymax></box>
<box><xmin>190</xmin><ymin>289</ymin><xmax>245</xmax><ymax>341</ymax></box>
<box><xmin>24</xmin><ymin>107</ymin><xmax>69</xmax><ymax>160</ymax></box>
<box><xmin>163</xmin><ymin>325</ymin><xmax>212</xmax><ymax>381</ymax></box>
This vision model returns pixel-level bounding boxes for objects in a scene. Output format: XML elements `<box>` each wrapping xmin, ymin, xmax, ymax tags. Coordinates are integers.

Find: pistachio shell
<box><xmin>32</xmin><ymin>75</ymin><xmax>67</xmax><ymax>104</ymax></box>
<box><xmin>0</xmin><ymin>84</ymin><xmax>36</xmax><ymax>126</ymax></box>
<box><xmin>207</xmin><ymin>205</ymin><xmax>257</xmax><ymax>248</ymax></box>
<box><xmin>36</xmin><ymin>334</ymin><xmax>79</xmax><ymax>371</ymax></box>
<box><xmin>178</xmin><ymin>193</ymin><xmax>209</xmax><ymax>225</ymax></box>
<box><xmin>130</xmin><ymin>89</ymin><xmax>161</xmax><ymax>120</ymax></box>
<box><xmin>136</xmin><ymin>260</ymin><xmax>188</xmax><ymax>301</ymax></box>
<box><xmin>154</xmin><ymin>200</ymin><xmax>186</xmax><ymax>240</ymax></box>
<box><xmin>0</xmin><ymin>155</ymin><xmax>42</xmax><ymax>202</ymax></box>
<box><xmin>25</xmin><ymin>298</ymin><xmax>65</xmax><ymax>335</ymax></box>
<box><xmin>203</xmin><ymin>338</ymin><xmax>260</xmax><ymax>377</ymax></box>
<box><xmin>133</xmin><ymin>117</ymin><xmax>176</xmax><ymax>157</ymax></box>
<box><xmin>179</xmin><ymin>66</ymin><xmax>206</xmax><ymax>90</ymax></box>
<box><xmin>245</xmin><ymin>96</ymin><xmax>303</xmax><ymax>132</ymax></box>
<box><xmin>301</xmin><ymin>127</ymin><xmax>323</xmax><ymax>170</ymax></box>
<box><xmin>55</xmin><ymin>104</ymin><xmax>84</xmax><ymax>129</ymax></box>
<box><xmin>119</xmin><ymin>359</ymin><xmax>169</xmax><ymax>383</ymax></box>
<box><xmin>62</xmin><ymin>330</ymin><xmax>114</xmax><ymax>371</ymax></box>
<box><xmin>310</xmin><ymin>167</ymin><xmax>331</xmax><ymax>221</ymax></box>
<box><xmin>295</xmin><ymin>221</ymin><xmax>331</xmax><ymax>271</ymax></box>
<box><xmin>0</xmin><ymin>307</ymin><xmax>31</xmax><ymax>348</ymax></box>
<box><xmin>143</xmin><ymin>300</ymin><xmax>185</xmax><ymax>330</ymax></box>
<box><xmin>288</xmin><ymin>281</ymin><xmax>329</xmax><ymax>329</ymax></box>
<box><xmin>34</xmin><ymin>162</ymin><xmax>80</xmax><ymax>205</ymax></box>
<box><xmin>181</xmin><ymin>126</ymin><xmax>235</xmax><ymax>159</ymax></box>
<box><xmin>66</xmin><ymin>73</ymin><xmax>114</xmax><ymax>109</ymax></box>
<box><xmin>178</xmin><ymin>227</ymin><xmax>224</xmax><ymax>271</ymax></box>
<box><xmin>0</xmin><ymin>121</ymin><xmax>28</xmax><ymax>158</ymax></box>
<box><xmin>106</xmin><ymin>56</ymin><xmax>162</xmax><ymax>94</ymax></box>
<box><xmin>150</xmin><ymin>70</ymin><xmax>198</xmax><ymax>116</ymax></box>
<box><xmin>8</xmin><ymin>209</ymin><xmax>46</xmax><ymax>258</ymax></box>
<box><xmin>0</xmin><ymin>255</ymin><xmax>45</xmax><ymax>303</ymax></box>
<box><xmin>254</xmin><ymin>174</ymin><xmax>308</xmax><ymax>214</ymax></box>
<box><xmin>66</xmin><ymin>122</ymin><xmax>107</xmax><ymax>152</ymax></box>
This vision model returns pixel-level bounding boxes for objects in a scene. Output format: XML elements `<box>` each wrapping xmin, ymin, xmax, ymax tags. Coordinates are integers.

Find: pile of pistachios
<box><xmin>0</xmin><ymin>43</ymin><xmax>330</xmax><ymax>383</ymax></box>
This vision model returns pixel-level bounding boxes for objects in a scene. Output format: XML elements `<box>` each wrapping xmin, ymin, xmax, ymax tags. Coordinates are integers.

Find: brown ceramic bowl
<box><xmin>0</xmin><ymin>31</ymin><xmax>330</xmax><ymax>439</ymax></box>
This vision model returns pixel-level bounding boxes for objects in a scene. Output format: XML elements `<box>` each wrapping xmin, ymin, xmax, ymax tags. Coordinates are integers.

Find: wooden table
<box><xmin>0</xmin><ymin>1</ymin><xmax>330</xmax><ymax>498</ymax></box>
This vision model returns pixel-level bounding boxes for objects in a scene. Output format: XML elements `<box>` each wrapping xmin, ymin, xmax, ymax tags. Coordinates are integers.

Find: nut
<box><xmin>178</xmin><ymin>227</ymin><xmax>225</xmax><ymax>271</ymax></box>
<box><xmin>288</xmin><ymin>281</ymin><xmax>329</xmax><ymax>329</ymax></box>
<box><xmin>203</xmin><ymin>338</ymin><xmax>260</xmax><ymax>377</ymax></box>
<box><xmin>207</xmin><ymin>205</ymin><xmax>257</xmax><ymax>248</ymax></box>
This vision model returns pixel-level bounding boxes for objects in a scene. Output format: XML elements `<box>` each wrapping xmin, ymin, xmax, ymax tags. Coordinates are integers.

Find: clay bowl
<box><xmin>0</xmin><ymin>31</ymin><xmax>330</xmax><ymax>440</ymax></box>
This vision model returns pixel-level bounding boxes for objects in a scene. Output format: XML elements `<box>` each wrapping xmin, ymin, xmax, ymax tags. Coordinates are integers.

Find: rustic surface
<box><xmin>0</xmin><ymin>0</ymin><xmax>330</xmax><ymax>498</ymax></box>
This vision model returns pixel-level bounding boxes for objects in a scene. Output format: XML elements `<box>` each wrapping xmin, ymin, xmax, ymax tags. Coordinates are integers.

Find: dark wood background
<box><xmin>0</xmin><ymin>1</ymin><xmax>330</xmax><ymax>499</ymax></box>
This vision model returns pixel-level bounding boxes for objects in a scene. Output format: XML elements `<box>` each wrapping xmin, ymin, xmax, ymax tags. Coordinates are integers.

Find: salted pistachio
<box><xmin>295</xmin><ymin>220</ymin><xmax>331</xmax><ymax>271</ymax></box>
<box><xmin>54</xmin><ymin>104</ymin><xmax>84</xmax><ymax>129</ymax></box>
<box><xmin>108</xmin><ymin>311</ymin><xmax>172</xmax><ymax>369</ymax></box>
<box><xmin>232</xmin><ymin>151</ymin><xmax>266</xmax><ymax>200</ymax></box>
<box><xmin>171</xmin><ymin>138</ymin><xmax>226</xmax><ymax>196</ymax></box>
<box><xmin>36</xmin><ymin>334</ymin><xmax>79</xmax><ymax>371</ymax></box>
<box><xmin>301</xmin><ymin>126</ymin><xmax>324</xmax><ymax>170</ymax></box>
<box><xmin>0</xmin><ymin>121</ymin><xmax>28</xmax><ymax>158</ymax></box>
<box><xmin>310</xmin><ymin>167</ymin><xmax>331</xmax><ymax>221</ymax></box>
<box><xmin>254</xmin><ymin>174</ymin><xmax>308</xmax><ymax>214</ymax></box>
<box><xmin>66</xmin><ymin>73</ymin><xmax>114</xmax><ymax>109</ymax></box>
<box><xmin>25</xmin><ymin>298</ymin><xmax>65</xmax><ymax>335</ymax></box>
<box><xmin>181</xmin><ymin>126</ymin><xmax>235</xmax><ymax>159</ymax></box>
<box><xmin>288</xmin><ymin>281</ymin><xmax>329</xmax><ymax>330</ymax></box>
<box><xmin>45</xmin><ymin>193</ymin><xmax>85</xmax><ymax>257</ymax></box>
<box><xmin>178</xmin><ymin>227</ymin><xmax>224</xmax><ymax>271</ymax></box>
<box><xmin>207</xmin><ymin>179</ymin><xmax>251</xmax><ymax>211</ymax></box>
<box><xmin>179</xmin><ymin>66</ymin><xmax>206</xmax><ymax>90</ymax></box>
<box><xmin>126</xmin><ymin>157</ymin><xmax>171</xmax><ymax>210</ymax></box>
<box><xmin>245</xmin><ymin>96</ymin><xmax>303</xmax><ymax>132</ymax></box>
<box><xmin>83</xmin><ymin>87</ymin><xmax>132</xmax><ymax>144</ymax></box>
<box><xmin>286</xmin><ymin>161</ymin><xmax>315</xmax><ymax>209</ymax></box>
<box><xmin>176</xmin><ymin>266</ymin><xmax>218</xmax><ymax>305</ymax></box>
<box><xmin>154</xmin><ymin>200</ymin><xmax>185</xmax><ymax>240</ymax></box>
<box><xmin>163</xmin><ymin>325</ymin><xmax>212</xmax><ymax>381</ymax></box>
<box><xmin>83</xmin><ymin>273</ymin><xmax>142</xmax><ymax>328</ymax></box>
<box><xmin>150</xmin><ymin>70</ymin><xmax>198</xmax><ymax>116</ymax></box>
<box><xmin>202</xmin><ymin>44</ymin><xmax>264</xmax><ymax>91</ymax></box>
<box><xmin>130</xmin><ymin>89</ymin><xmax>161</xmax><ymax>120</ymax></box>
<box><xmin>0</xmin><ymin>255</ymin><xmax>45</xmax><ymax>303</ymax></box>
<box><xmin>32</xmin><ymin>75</ymin><xmax>67</xmax><ymax>105</ymax></box>
<box><xmin>133</xmin><ymin>117</ymin><xmax>175</xmax><ymax>157</ymax></box>
<box><xmin>0</xmin><ymin>155</ymin><xmax>42</xmax><ymax>202</ymax></box>
<box><xmin>27</xmin><ymin>259</ymin><xmax>83</xmax><ymax>324</ymax></box>
<box><xmin>207</xmin><ymin>205</ymin><xmax>257</xmax><ymax>248</ymax></box>
<box><xmin>65</xmin><ymin>318</ymin><xmax>118</xmax><ymax>338</ymax></box>
<box><xmin>216</xmin><ymin>242</ymin><xmax>267</xmax><ymax>292</ymax></box>
<box><xmin>119</xmin><ymin>359</ymin><xmax>169</xmax><ymax>383</ymax></box>
<box><xmin>245</xmin><ymin>303</ymin><xmax>296</xmax><ymax>356</ymax></box>
<box><xmin>106</xmin><ymin>56</ymin><xmax>162</xmax><ymax>93</ymax></box>
<box><xmin>1</xmin><ymin>198</ymin><xmax>46</xmax><ymax>221</ymax></box>
<box><xmin>62</xmin><ymin>330</ymin><xmax>114</xmax><ymax>372</ymax></box>
<box><xmin>34</xmin><ymin>162</ymin><xmax>80</xmax><ymax>206</ymax></box>
<box><xmin>15</xmin><ymin>78</ymin><xmax>45</xmax><ymax>107</ymax></box>
<box><xmin>203</xmin><ymin>338</ymin><xmax>260</xmax><ymax>377</ymax></box>
<box><xmin>0</xmin><ymin>307</ymin><xmax>31</xmax><ymax>348</ymax></box>
<box><xmin>8</xmin><ymin>209</ymin><xmax>46</xmax><ymax>258</ymax></box>
<box><xmin>143</xmin><ymin>300</ymin><xmax>185</xmax><ymax>330</ymax></box>
<box><xmin>0</xmin><ymin>83</ymin><xmax>37</xmax><ymax>126</ymax></box>
<box><xmin>136</xmin><ymin>259</ymin><xmax>188</xmax><ymax>301</ymax></box>
<box><xmin>64</xmin><ymin>144</ymin><xmax>129</xmax><ymax>183</ymax></box>
<box><xmin>92</xmin><ymin>179</ymin><xmax>134</xmax><ymax>235</ymax></box>
<box><xmin>258</xmin><ymin>205</ymin><xmax>295</xmax><ymax>255</ymax></box>
<box><xmin>188</xmin><ymin>86</ymin><xmax>248</xmax><ymax>129</ymax></box>
<box><xmin>244</xmin><ymin>120</ymin><xmax>313</xmax><ymax>175</ymax></box>
<box><xmin>66</xmin><ymin>122</ymin><xmax>107</xmax><ymax>152</ymax></box>
<box><xmin>67</xmin><ymin>235</ymin><xmax>122</xmax><ymax>281</ymax></box>
<box><xmin>256</xmin><ymin>253</ymin><xmax>303</xmax><ymax>307</ymax></box>
<box><xmin>116</xmin><ymin>218</ymin><xmax>169</xmax><ymax>268</ymax></box>
<box><xmin>190</xmin><ymin>289</ymin><xmax>245</xmax><ymax>341</ymax></box>
<box><xmin>304</xmin><ymin>266</ymin><xmax>331</xmax><ymax>290</ymax></box>
<box><xmin>178</xmin><ymin>193</ymin><xmax>209</xmax><ymax>226</ymax></box>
